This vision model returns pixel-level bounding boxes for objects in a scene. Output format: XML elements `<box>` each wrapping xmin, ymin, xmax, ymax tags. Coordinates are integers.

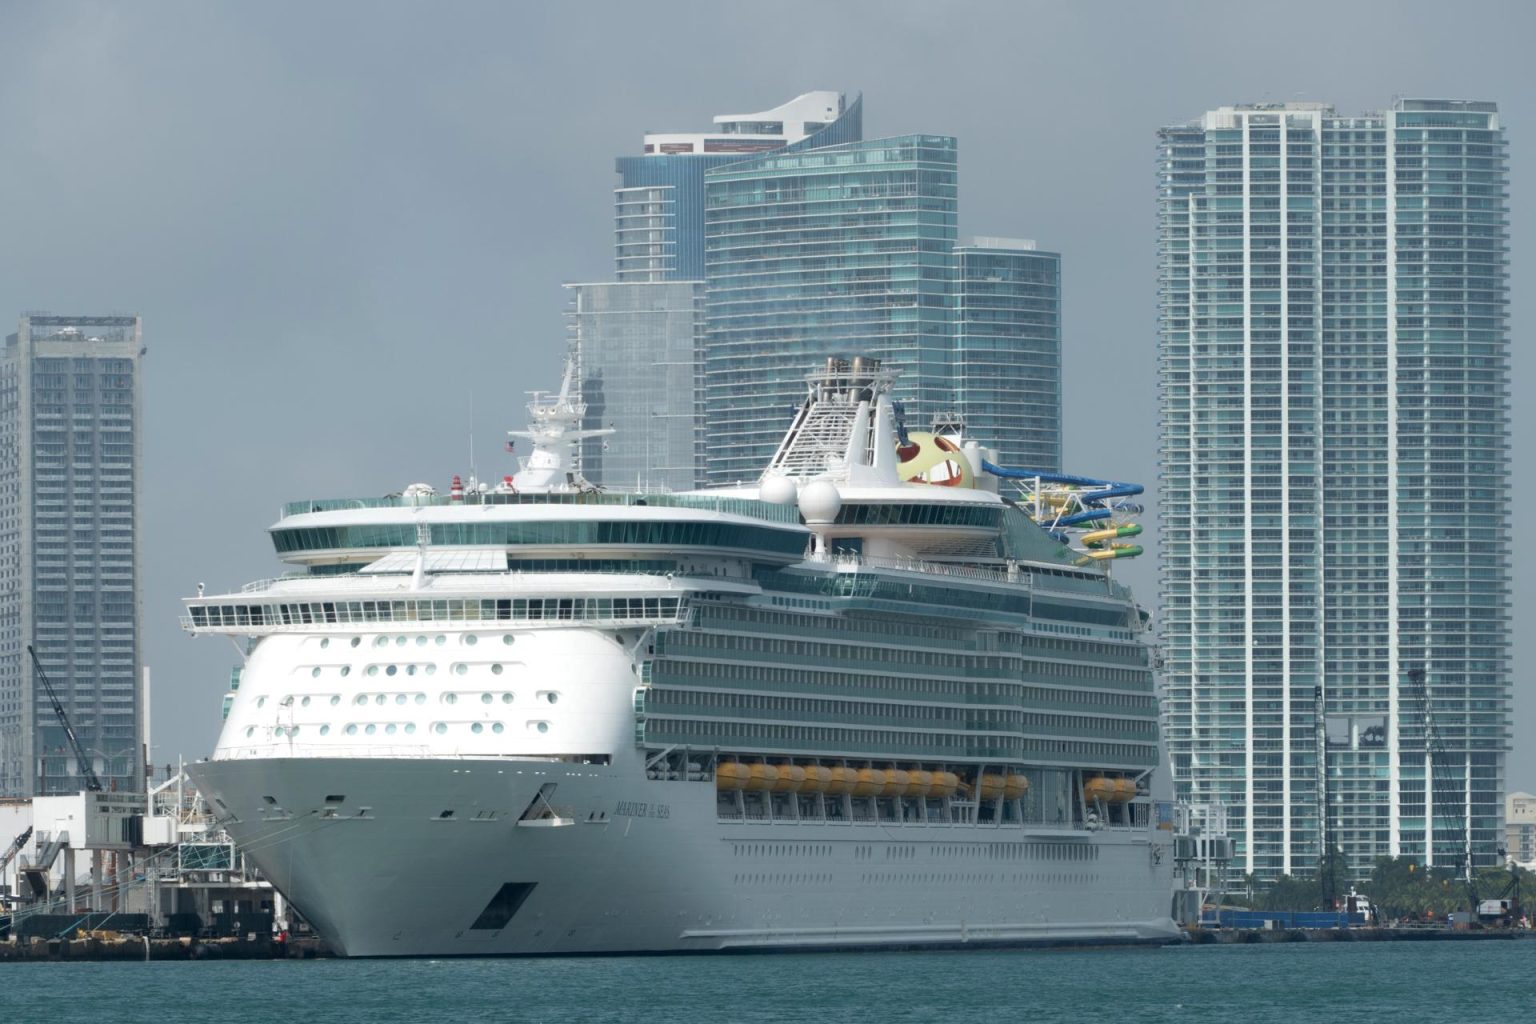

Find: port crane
<box><xmin>26</xmin><ymin>644</ymin><xmax>103</xmax><ymax>793</ymax></box>
<box><xmin>0</xmin><ymin>826</ymin><xmax>32</xmax><ymax>877</ymax></box>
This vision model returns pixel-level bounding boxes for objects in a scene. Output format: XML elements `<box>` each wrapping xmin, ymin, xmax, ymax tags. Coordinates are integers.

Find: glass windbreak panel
<box><xmin>271</xmin><ymin>519</ymin><xmax>807</xmax><ymax>557</ymax></box>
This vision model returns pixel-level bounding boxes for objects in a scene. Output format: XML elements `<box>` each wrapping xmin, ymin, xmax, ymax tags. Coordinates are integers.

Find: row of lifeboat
<box><xmin>1083</xmin><ymin>776</ymin><xmax>1139</xmax><ymax>804</ymax></box>
<box><xmin>715</xmin><ymin>763</ymin><xmax>1031</xmax><ymax>802</ymax></box>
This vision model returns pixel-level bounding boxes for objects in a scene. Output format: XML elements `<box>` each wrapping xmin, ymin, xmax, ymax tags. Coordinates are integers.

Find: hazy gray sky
<box><xmin>1</xmin><ymin>1</ymin><xmax>1531</xmax><ymax>788</ymax></box>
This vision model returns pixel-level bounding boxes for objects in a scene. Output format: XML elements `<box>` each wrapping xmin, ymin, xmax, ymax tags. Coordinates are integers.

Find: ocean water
<box><xmin>2</xmin><ymin>940</ymin><xmax>1531</xmax><ymax>1024</ymax></box>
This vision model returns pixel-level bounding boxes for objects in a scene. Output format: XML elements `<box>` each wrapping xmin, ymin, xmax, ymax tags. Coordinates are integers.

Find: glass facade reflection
<box><xmin>703</xmin><ymin>135</ymin><xmax>960</xmax><ymax>484</ymax></box>
<box><xmin>566</xmin><ymin>281</ymin><xmax>704</xmax><ymax>491</ymax></box>
<box><xmin>1157</xmin><ymin>100</ymin><xmax>1510</xmax><ymax>882</ymax></box>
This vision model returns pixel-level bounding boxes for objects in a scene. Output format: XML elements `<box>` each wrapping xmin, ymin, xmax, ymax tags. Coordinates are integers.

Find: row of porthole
<box><xmin>305</xmin><ymin>663</ymin><xmax>515</xmax><ymax>678</ymax></box>
<box><xmin>317</xmin><ymin>634</ymin><xmax>519</xmax><ymax>650</ymax></box>
<box><xmin>254</xmin><ymin>690</ymin><xmax>553</xmax><ymax>709</ymax></box>
<box><xmin>250</xmin><ymin>721</ymin><xmax>548</xmax><ymax>738</ymax></box>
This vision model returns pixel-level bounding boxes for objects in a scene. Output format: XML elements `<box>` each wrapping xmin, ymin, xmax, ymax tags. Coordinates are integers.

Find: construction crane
<box><xmin>0</xmin><ymin>826</ymin><xmax>32</xmax><ymax>876</ymax></box>
<box><xmin>1403</xmin><ymin>665</ymin><xmax>1476</xmax><ymax>911</ymax></box>
<box><xmin>26</xmin><ymin>644</ymin><xmax>103</xmax><ymax>793</ymax></box>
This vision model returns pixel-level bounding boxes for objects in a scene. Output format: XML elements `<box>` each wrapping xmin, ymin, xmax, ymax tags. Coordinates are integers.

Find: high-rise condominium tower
<box><xmin>0</xmin><ymin>314</ymin><xmax>144</xmax><ymax>795</ymax></box>
<box><xmin>1157</xmin><ymin>101</ymin><xmax>1509</xmax><ymax>882</ymax></box>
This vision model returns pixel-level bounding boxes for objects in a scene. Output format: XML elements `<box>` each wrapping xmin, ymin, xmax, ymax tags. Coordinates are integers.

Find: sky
<box><xmin>0</xmin><ymin>0</ymin><xmax>1531</xmax><ymax>790</ymax></box>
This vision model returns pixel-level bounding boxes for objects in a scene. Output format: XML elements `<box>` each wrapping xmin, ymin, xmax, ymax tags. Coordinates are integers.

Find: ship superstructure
<box><xmin>184</xmin><ymin>357</ymin><xmax>1179</xmax><ymax>955</ymax></box>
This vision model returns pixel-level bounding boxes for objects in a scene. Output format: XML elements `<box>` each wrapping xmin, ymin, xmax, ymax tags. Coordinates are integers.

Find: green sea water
<box><xmin>2</xmin><ymin>940</ymin><xmax>1531</xmax><ymax>1024</ymax></box>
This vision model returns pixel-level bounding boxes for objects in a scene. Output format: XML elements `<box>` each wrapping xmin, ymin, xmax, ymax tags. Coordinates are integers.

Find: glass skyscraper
<box><xmin>0</xmin><ymin>314</ymin><xmax>144</xmax><ymax>795</ymax></box>
<box><xmin>1157</xmin><ymin>100</ymin><xmax>1510</xmax><ymax>882</ymax></box>
<box><xmin>954</xmin><ymin>239</ymin><xmax>1062</xmax><ymax>471</ymax></box>
<box><xmin>702</xmin><ymin>135</ymin><xmax>960</xmax><ymax>483</ymax></box>
<box><xmin>566</xmin><ymin>281</ymin><xmax>704</xmax><ymax>491</ymax></box>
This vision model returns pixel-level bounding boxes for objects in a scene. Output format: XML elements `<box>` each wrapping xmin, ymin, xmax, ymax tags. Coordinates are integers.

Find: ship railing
<box><xmin>806</xmin><ymin>550</ymin><xmax>1019</xmax><ymax>585</ymax></box>
<box><xmin>181</xmin><ymin>612</ymin><xmax>682</xmax><ymax>634</ymax></box>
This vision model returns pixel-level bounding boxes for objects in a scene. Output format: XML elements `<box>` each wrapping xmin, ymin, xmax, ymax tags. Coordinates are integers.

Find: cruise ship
<box><xmin>184</xmin><ymin>358</ymin><xmax>1180</xmax><ymax>956</ymax></box>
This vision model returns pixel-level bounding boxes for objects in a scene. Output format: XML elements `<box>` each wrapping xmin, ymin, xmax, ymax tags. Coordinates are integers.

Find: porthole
<box><xmin>472</xmin><ymin>723</ymin><xmax>484</xmax><ymax>734</ymax></box>
<box><xmin>373</xmin><ymin>636</ymin><xmax>387</xmax><ymax>648</ymax></box>
<box><xmin>463</xmin><ymin>634</ymin><xmax>478</xmax><ymax>646</ymax></box>
<box><xmin>386</xmin><ymin>665</ymin><xmax>398</xmax><ymax>677</ymax></box>
<box><xmin>433</xmin><ymin>722</ymin><xmax>447</xmax><ymax>735</ymax></box>
<box><xmin>350</xmin><ymin>637</ymin><xmax>361</xmax><ymax>648</ymax></box>
<box><xmin>441</xmin><ymin>693</ymin><xmax>458</xmax><ymax>705</ymax></box>
<box><xmin>395</xmin><ymin>636</ymin><xmax>407</xmax><ymax>647</ymax></box>
<box><xmin>354</xmin><ymin>695</ymin><xmax>367</xmax><ymax>705</ymax></box>
<box><xmin>492</xmin><ymin>722</ymin><xmax>505</xmax><ymax>734</ymax></box>
<box><xmin>385</xmin><ymin>724</ymin><xmax>397</xmax><ymax>735</ymax></box>
<box><xmin>481</xmin><ymin>693</ymin><xmax>493</xmax><ymax>704</ymax></box>
<box><xmin>320</xmin><ymin>638</ymin><xmax>330</xmax><ymax>649</ymax></box>
<box><xmin>365</xmin><ymin>724</ymin><xmax>377</xmax><ymax>735</ymax></box>
<box><xmin>311</xmin><ymin>667</ymin><xmax>321</xmax><ymax>678</ymax></box>
<box><xmin>330</xmin><ymin>695</ymin><xmax>341</xmax><ymax>706</ymax></box>
<box><xmin>435</xmin><ymin>635</ymin><xmax>446</xmax><ymax>646</ymax></box>
<box><xmin>502</xmin><ymin>634</ymin><xmax>515</xmax><ymax>646</ymax></box>
<box><xmin>545</xmin><ymin>693</ymin><xmax>559</xmax><ymax>705</ymax></box>
<box><xmin>245</xmin><ymin>726</ymin><xmax>255</xmax><ymax>738</ymax></box>
<box><xmin>289</xmin><ymin>726</ymin><xmax>300</xmax><ymax>737</ymax></box>
<box><xmin>256</xmin><ymin>696</ymin><xmax>266</xmax><ymax>708</ymax></box>
<box><xmin>415</xmin><ymin>694</ymin><xmax>426</xmax><ymax>705</ymax></box>
<box><xmin>340</xmin><ymin>666</ymin><xmax>351</xmax><ymax>677</ymax></box>
<box><xmin>405</xmin><ymin>723</ymin><xmax>417</xmax><ymax>734</ymax></box>
<box><xmin>416</xmin><ymin>636</ymin><xmax>428</xmax><ymax>647</ymax></box>
<box><xmin>366</xmin><ymin>665</ymin><xmax>379</xmax><ymax>677</ymax></box>
<box><xmin>536</xmin><ymin>722</ymin><xmax>549</xmax><ymax>734</ymax></box>
<box><xmin>395</xmin><ymin>694</ymin><xmax>407</xmax><ymax>705</ymax></box>
<box><xmin>454</xmin><ymin>664</ymin><xmax>468</xmax><ymax>676</ymax></box>
<box><xmin>491</xmin><ymin>664</ymin><xmax>504</xmax><ymax>676</ymax></box>
<box><xmin>426</xmin><ymin>664</ymin><xmax>438</xmax><ymax>676</ymax></box>
<box><xmin>407</xmin><ymin>665</ymin><xmax>417</xmax><ymax>676</ymax></box>
<box><xmin>345</xmin><ymin>724</ymin><xmax>358</xmax><ymax>735</ymax></box>
<box><xmin>301</xmin><ymin>696</ymin><xmax>312</xmax><ymax>707</ymax></box>
<box><xmin>375</xmin><ymin>694</ymin><xmax>386</xmax><ymax>706</ymax></box>
<box><xmin>501</xmin><ymin>693</ymin><xmax>514</xmax><ymax>704</ymax></box>
<box><xmin>320</xmin><ymin>725</ymin><xmax>331</xmax><ymax>736</ymax></box>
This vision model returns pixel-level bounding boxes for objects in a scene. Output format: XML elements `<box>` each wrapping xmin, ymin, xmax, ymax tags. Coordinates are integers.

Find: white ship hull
<box><xmin>190</xmin><ymin>755</ymin><xmax>1180</xmax><ymax>956</ymax></box>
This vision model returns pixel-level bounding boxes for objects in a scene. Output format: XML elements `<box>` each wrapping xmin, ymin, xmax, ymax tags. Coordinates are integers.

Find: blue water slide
<box><xmin>981</xmin><ymin>461</ymin><xmax>1144</xmax><ymax>505</ymax></box>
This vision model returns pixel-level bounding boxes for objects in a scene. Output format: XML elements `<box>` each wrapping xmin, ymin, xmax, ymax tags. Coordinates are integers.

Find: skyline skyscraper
<box><xmin>702</xmin><ymin>134</ymin><xmax>961</xmax><ymax>483</ymax></box>
<box><xmin>0</xmin><ymin>314</ymin><xmax>144</xmax><ymax>796</ymax></box>
<box><xmin>1157</xmin><ymin>100</ymin><xmax>1510</xmax><ymax>882</ymax></box>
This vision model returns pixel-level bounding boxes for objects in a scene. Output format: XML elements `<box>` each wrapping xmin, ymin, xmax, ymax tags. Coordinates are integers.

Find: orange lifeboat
<box><xmin>800</xmin><ymin>765</ymin><xmax>831</xmax><ymax>793</ymax></box>
<box><xmin>715</xmin><ymin>761</ymin><xmax>747</xmax><ymax>791</ymax></box>
<box><xmin>1083</xmin><ymin>777</ymin><xmax>1116</xmax><ymax>804</ymax></box>
<box><xmin>851</xmin><ymin>768</ymin><xmax>882</xmax><ymax>798</ymax></box>
<box><xmin>824</xmin><ymin>766</ymin><xmax>855</xmax><ymax>796</ymax></box>
<box><xmin>904</xmin><ymin>770</ymin><xmax>933</xmax><ymax>798</ymax></box>
<box><xmin>978</xmin><ymin>774</ymin><xmax>1007</xmax><ymax>801</ymax></box>
<box><xmin>1003</xmin><ymin>774</ymin><xmax>1029</xmax><ymax>801</ymax></box>
<box><xmin>879</xmin><ymin>769</ymin><xmax>910</xmax><ymax>798</ymax></box>
<box><xmin>1112</xmin><ymin>778</ymin><xmax>1138</xmax><ymax>804</ymax></box>
<box><xmin>928</xmin><ymin>771</ymin><xmax>960</xmax><ymax>799</ymax></box>
<box><xmin>771</xmin><ymin>764</ymin><xmax>806</xmax><ymax>794</ymax></box>
<box><xmin>743</xmin><ymin>763</ymin><xmax>778</xmax><ymax>792</ymax></box>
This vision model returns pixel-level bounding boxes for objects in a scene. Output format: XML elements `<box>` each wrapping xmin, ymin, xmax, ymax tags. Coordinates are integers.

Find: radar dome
<box><xmin>758</xmin><ymin>475</ymin><xmax>798</xmax><ymax>506</ymax></box>
<box><xmin>798</xmin><ymin>480</ymin><xmax>843</xmax><ymax>525</ymax></box>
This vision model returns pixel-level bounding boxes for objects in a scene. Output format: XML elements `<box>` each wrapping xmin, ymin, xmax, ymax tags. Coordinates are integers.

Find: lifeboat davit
<box><xmin>800</xmin><ymin>765</ymin><xmax>831</xmax><ymax>793</ymax></box>
<box><xmin>1083</xmin><ymin>776</ymin><xmax>1116</xmax><ymax>804</ymax></box>
<box><xmin>851</xmin><ymin>768</ymin><xmax>882</xmax><ymax>798</ymax></box>
<box><xmin>743</xmin><ymin>763</ymin><xmax>778</xmax><ymax>792</ymax></box>
<box><xmin>715</xmin><ymin>761</ymin><xmax>747</xmax><ymax>791</ymax></box>
<box><xmin>977</xmin><ymin>773</ymin><xmax>1007</xmax><ymax>801</ymax></box>
<box><xmin>825</xmin><ymin>766</ymin><xmax>856</xmax><ymax>796</ymax></box>
<box><xmin>771</xmin><ymin>764</ymin><xmax>806</xmax><ymax>794</ymax></box>
<box><xmin>928</xmin><ymin>771</ymin><xmax>960</xmax><ymax>799</ymax></box>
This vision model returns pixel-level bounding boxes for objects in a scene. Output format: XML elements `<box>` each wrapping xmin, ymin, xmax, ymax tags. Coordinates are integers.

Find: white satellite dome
<box><xmin>758</xmin><ymin>475</ymin><xmax>798</xmax><ymax>506</ymax></box>
<box><xmin>797</xmin><ymin>480</ymin><xmax>843</xmax><ymax>525</ymax></box>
